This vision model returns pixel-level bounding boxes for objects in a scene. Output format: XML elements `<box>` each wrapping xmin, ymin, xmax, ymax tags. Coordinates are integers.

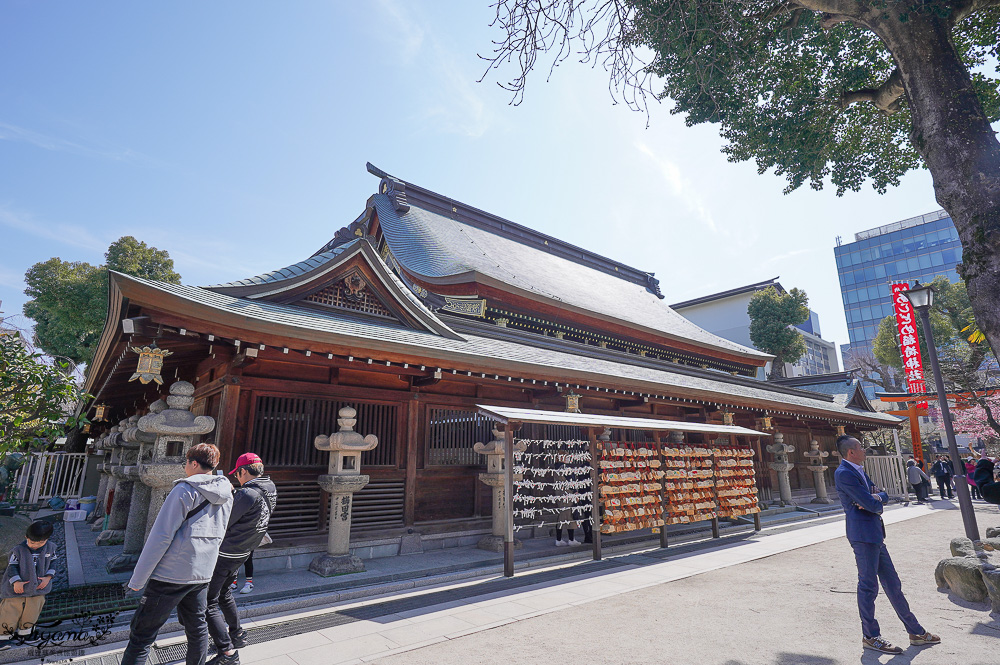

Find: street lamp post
<box><xmin>903</xmin><ymin>282</ymin><xmax>980</xmax><ymax>541</ymax></box>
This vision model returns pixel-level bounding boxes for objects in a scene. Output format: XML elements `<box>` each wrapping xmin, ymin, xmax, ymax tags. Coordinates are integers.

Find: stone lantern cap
<box><xmin>314</xmin><ymin>407</ymin><xmax>378</xmax><ymax>452</ymax></box>
<box><xmin>473</xmin><ymin>428</ymin><xmax>527</xmax><ymax>456</ymax></box>
<box><xmin>138</xmin><ymin>382</ymin><xmax>215</xmax><ymax>436</ymax></box>
<box><xmin>315</xmin><ymin>407</ymin><xmax>377</xmax><ymax>477</ymax></box>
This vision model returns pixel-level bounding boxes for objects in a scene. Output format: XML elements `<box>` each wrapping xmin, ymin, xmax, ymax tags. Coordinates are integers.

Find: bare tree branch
<box><xmin>839</xmin><ymin>67</ymin><xmax>905</xmax><ymax>115</ymax></box>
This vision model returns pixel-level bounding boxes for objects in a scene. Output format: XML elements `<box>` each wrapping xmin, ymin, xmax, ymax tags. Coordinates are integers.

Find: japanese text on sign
<box><xmin>891</xmin><ymin>283</ymin><xmax>928</xmax><ymax>409</ymax></box>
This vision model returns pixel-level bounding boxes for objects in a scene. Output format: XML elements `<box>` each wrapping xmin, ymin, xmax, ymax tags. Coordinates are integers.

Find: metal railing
<box><xmin>10</xmin><ymin>452</ymin><xmax>89</xmax><ymax>505</ymax></box>
<box><xmin>854</xmin><ymin>210</ymin><xmax>950</xmax><ymax>241</ymax></box>
<box><xmin>863</xmin><ymin>455</ymin><xmax>910</xmax><ymax>501</ymax></box>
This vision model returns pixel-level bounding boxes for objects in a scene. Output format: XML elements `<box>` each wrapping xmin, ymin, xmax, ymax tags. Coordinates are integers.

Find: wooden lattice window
<box><xmin>427</xmin><ymin>408</ymin><xmax>493</xmax><ymax>466</ymax></box>
<box><xmin>251</xmin><ymin>395</ymin><xmax>398</xmax><ymax>467</ymax></box>
<box><xmin>303</xmin><ymin>277</ymin><xmax>395</xmax><ymax>318</ymax></box>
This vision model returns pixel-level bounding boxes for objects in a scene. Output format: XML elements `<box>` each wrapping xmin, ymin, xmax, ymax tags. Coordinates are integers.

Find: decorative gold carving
<box><xmin>343</xmin><ymin>274</ymin><xmax>367</xmax><ymax>302</ymax></box>
<box><xmin>129</xmin><ymin>345</ymin><xmax>173</xmax><ymax>385</ymax></box>
<box><xmin>441</xmin><ymin>297</ymin><xmax>487</xmax><ymax>317</ymax></box>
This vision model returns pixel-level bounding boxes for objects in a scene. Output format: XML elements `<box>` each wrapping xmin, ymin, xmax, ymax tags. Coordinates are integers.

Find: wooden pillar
<box><xmin>403</xmin><ymin>396</ymin><xmax>420</xmax><ymax>526</ymax></box>
<box><xmin>908</xmin><ymin>402</ymin><xmax>924</xmax><ymax>467</ymax></box>
<box><xmin>655</xmin><ymin>431</ymin><xmax>668</xmax><ymax>549</ymax></box>
<box><xmin>216</xmin><ymin>379</ymin><xmax>242</xmax><ymax>472</ymax></box>
<box><xmin>503</xmin><ymin>422</ymin><xmax>519</xmax><ymax>578</ymax></box>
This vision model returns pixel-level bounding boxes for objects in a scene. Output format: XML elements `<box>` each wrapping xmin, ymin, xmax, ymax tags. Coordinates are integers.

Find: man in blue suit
<box><xmin>834</xmin><ymin>435</ymin><xmax>940</xmax><ymax>654</ymax></box>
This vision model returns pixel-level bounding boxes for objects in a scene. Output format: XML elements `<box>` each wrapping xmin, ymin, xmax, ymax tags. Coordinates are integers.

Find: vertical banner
<box><xmin>891</xmin><ymin>283</ymin><xmax>929</xmax><ymax>409</ymax></box>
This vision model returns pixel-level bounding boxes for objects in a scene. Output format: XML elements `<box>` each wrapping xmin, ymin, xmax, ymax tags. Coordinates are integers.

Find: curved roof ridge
<box><xmin>202</xmin><ymin>241</ymin><xmax>360</xmax><ymax>290</ymax></box>
<box><xmin>367</xmin><ymin>162</ymin><xmax>663</xmax><ymax>296</ymax></box>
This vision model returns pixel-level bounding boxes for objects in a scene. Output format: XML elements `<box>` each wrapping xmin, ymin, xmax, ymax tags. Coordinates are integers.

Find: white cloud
<box><xmin>0</xmin><ymin>120</ymin><xmax>150</xmax><ymax>164</ymax></box>
<box><xmin>763</xmin><ymin>248</ymin><xmax>812</xmax><ymax>265</ymax></box>
<box><xmin>634</xmin><ymin>141</ymin><xmax>718</xmax><ymax>235</ymax></box>
<box><xmin>372</xmin><ymin>0</ymin><xmax>493</xmax><ymax>138</ymax></box>
<box><xmin>0</xmin><ymin>205</ymin><xmax>107</xmax><ymax>252</ymax></box>
<box><xmin>374</xmin><ymin>0</ymin><xmax>425</xmax><ymax>63</ymax></box>
<box><xmin>0</xmin><ymin>267</ymin><xmax>24</xmax><ymax>290</ymax></box>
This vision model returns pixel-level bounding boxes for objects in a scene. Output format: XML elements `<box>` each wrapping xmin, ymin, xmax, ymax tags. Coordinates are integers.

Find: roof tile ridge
<box><xmin>201</xmin><ymin>241</ymin><xmax>361</xmax><ymax>290</ymax></box>
<box><xmin>366</xmin><ymin>162</ymin><xmax>663</xmax><ymax>298</ymax></box>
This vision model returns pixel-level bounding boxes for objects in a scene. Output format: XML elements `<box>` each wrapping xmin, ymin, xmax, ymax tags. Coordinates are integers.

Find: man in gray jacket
<box><xmin>120</xmin><ymin>444</ymin><xmax>233</xmax><ymax>665</ymax></box>
<box><xmin>906</xmin><ymin>459</ymin><xmax>931</xmax><ymax>503</ymax></box>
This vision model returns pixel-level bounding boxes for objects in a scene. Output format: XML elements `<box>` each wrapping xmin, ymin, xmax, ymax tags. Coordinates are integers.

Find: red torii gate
<box><xmin>876</xmin><ymin>389</ymin><xmax>995</xmax><ymax>466</ymax></box>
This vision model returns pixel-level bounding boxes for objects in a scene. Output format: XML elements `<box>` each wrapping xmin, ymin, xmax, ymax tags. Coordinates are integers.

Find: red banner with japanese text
<box><xmin>891</xmin><ymin>283</ymin><xmax>928</xmax><ymax>410</ymax></box>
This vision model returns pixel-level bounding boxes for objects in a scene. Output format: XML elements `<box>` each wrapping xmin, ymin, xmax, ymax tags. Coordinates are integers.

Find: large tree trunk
<box><xmin>871</xmin><ymin>14</ymin><xmax>1000</xmax><ymax>360</ymax></box>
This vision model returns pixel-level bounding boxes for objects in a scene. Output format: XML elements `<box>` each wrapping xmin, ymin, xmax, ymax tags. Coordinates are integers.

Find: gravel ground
<box><xmin>368</xmin><ymin>501</ymin><xmax>1000</xmax><ymax>665</ymax></box>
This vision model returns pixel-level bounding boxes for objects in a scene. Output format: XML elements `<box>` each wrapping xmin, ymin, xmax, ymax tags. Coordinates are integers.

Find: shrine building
<box><xmin>83</xmin><ymin>163</ymin><xmax>899</xmax><ymax>563</ymax></box>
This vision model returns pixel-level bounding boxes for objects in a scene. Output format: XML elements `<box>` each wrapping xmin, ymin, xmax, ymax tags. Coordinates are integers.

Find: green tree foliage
<box><xmin>22</xmin><ymin>237</ymin><xmax>181</xmax><ymax>367</ymax></box>
<box><xmin>0</xmin><ymin>331</ymin><xmax>90</xmax><ymax>455</ymax></box>
<box><xmin>871</xmin><ymin>275</ymin><xmax>1000</xmax><ymax>434</ymax></box>
<box><xmin>482</xmin><ymin>0</ymin><xmax>1000</xmax><ymax>364</ymax></box>
<box><xmin>747</xmin><ymin>286</ymin><xmax>809</xmax><ymax>378</ymax></box>
<box><xmin>872</xmin><ymin>276</ymin><xmax>990</xmax><ymax>374</ymax></box>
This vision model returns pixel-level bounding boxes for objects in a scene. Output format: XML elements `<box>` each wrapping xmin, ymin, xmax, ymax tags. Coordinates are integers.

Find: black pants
<box><xmin>971</xmin><ymin>483</ymin><xmax>981</xmax><ymax>500</ymax></box>
<box><xmin>243</xmin><ymin>551</ymin><xmax>254</xmax><ymax>578</ymax></box>
<box><xmin>936</xmin><ymin>476</ymin><xmax>954</xmax><ymax>499</ymax></box>
<box><xmin>120</xmin><ymin>580</ymin><xmax>208</xmax><ymax>665</ymax></box>
<box><xmin>206</xmin><ymin>555</ymin><xmax>247</xmax><ymax>652</ymax></box>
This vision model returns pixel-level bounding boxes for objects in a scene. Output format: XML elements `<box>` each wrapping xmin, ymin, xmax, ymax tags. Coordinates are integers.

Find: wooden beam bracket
<box><xmin>411</xmin><ymin>369</ymin><xmax>443</xmax><ymax>387</ymax></box>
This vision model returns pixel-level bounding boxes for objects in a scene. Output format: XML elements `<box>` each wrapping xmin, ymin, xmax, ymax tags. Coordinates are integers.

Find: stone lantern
<box><xmin>97</xmin><ymin>423</ymin><xmax>131</xmax><ymax>545</ymax></box>
<box><xmin>310</xmin><ymin>406</ymin><xmax>378</xmax><ymax>576</ymax></box>
<box><xmin>137</xmin><ymin>381</ymin><xmax>216</xmax><ymax>538</ymax></box>
<box><xmin>803</xmin><ymin>439</ymin><xmax>834</xmax><ymax>504</ymax></box>
<box><xmin>474</xmin><ymin>427</ymin><xmax>526</xmax><ymax>552</ymax></box>
<box><xmin>92</xmin><ymin>428</ymin><xmax>121</xmax><ymax>532</ymax></box>
<box><xmin>88</xmin><ymin>432</ymin><xmax>111</xmax><ymax>529</ymax></box>
<box><xmin>766</xmin><ymin>432</ymin><xmax>795</xmax><ymax>506</ymax></box>
<box><xmin>107</xmin><ymin>401</ymin><xmax>165</xmax><ymax>572</ymax></box>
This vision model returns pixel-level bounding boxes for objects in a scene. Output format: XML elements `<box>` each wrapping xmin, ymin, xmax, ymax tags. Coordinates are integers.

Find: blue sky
<box><xmin>0</xmin><ymin>1</ymin><xmax>946</xmax><ymax>364</ymax></box>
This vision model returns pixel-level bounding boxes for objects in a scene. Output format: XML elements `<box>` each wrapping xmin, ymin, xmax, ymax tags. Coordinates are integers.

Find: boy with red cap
<box><xmin>205</xmin><ymin>453</ymin><xmax>277</xmax><ymax>665</ymax></box>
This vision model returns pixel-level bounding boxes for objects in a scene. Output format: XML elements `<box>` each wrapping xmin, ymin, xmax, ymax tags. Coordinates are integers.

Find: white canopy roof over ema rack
<box><xmin>475</xmin><ymin>404</ymin><xmax>771</xmax><ymax>437</ymax></box>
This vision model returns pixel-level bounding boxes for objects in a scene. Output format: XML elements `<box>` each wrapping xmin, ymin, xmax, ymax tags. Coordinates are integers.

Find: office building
<box><xmin>672</xmin><ymin>278</ymin><xmax>839</xmax><ymax>379</ymax></box>
<box><xmin>834</xmin><ymin>210</ymin><xmax>962</xmax><ymax>360</ymax></box>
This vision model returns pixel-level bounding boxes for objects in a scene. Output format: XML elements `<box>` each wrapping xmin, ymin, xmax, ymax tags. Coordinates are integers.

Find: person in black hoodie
<box><xmin>205</xmin><ymin>453</ymin><xmax>277</xmax><ymax>665</ymax></box>
<box><xmin>973</xmin><ymin>449</ymin><xmax>1000</xmax><ymax>505</ymax></box>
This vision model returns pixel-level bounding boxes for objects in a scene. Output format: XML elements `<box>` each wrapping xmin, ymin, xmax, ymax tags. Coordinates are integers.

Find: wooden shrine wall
<box><xmin>189</xmin><ymin>352</ymin><xmax>868</xmax><ymax>541</ymax></box>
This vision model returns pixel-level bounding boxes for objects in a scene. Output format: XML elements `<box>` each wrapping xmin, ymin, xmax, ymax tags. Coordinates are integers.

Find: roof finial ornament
<box><xmin>379</xmin><ymin>177</ymin><xmax>409</xmax><ymax>213</ymax></box>
<box><xmin>646</xmin><ymin>273</ymin><xmax>664</xmax><ymax>299</ymax></box>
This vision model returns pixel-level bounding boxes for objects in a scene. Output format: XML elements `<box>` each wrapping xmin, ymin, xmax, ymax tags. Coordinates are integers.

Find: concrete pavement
<box><xmin>49</xmin><ymin>498</ymin><xmax>1000</xmax><ymax>665</ymax></box>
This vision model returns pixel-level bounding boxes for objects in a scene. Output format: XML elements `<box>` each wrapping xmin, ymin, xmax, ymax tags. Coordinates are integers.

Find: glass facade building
<box><xmin>834</xmin><ymin>210</ymin><xmax>962</xmax><ymax>356</ymax></box>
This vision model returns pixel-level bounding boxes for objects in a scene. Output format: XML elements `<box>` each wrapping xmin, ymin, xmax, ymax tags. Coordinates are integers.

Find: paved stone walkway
<box><xmin>54</xmin><ymin>499</ymin><xmax>998</xmax><ymax>665</ymax></box>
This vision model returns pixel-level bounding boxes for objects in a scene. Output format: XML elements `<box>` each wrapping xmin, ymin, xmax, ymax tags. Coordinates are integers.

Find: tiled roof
<box><xmin>113</xmin><ymin>273</ymin><xmax>899</xmax><ymax>427</ymax></box>
<box><xmin>670</xmin><ymin>277</ymin><xmax>785</xmax><ymax>309</ymax></box>
<box><xmin>371</xmin><ymin>193</ymin><xmax>772</xmax><ymax>362</ymax></box>
<box><xmin>204</xmin><ymin>244</ymin><xmax>355</xmax><ymax>289</ymax></box>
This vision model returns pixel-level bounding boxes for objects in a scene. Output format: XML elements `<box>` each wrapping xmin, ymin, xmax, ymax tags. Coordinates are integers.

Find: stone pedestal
<box><xmin>97</xmin><ymin>465</ymin><xmax>132</xmax><ymax>546</ymax></box>
<box><xmin>107</xmin><ymin>410</ymin><xmax>161</xmax><ymax>572</ymax></box>
<box><xmin>310</xmin><ymin>406</ymin><xmax>378</xmax><ymax>576</ymax></box>
<box><xmin>803</xmin><ymin>439</ymin><xmax>833</xmax><ymax>504</ymax></box>
<box><xmin>106</xmin><ymin>477</ymin><xmax>151</xmax><ymax>571</ymax></box>
<box><xmin>474</xmin><ymin>428</ymin><xmax>526</xmax><ymax>552</ymax></box>
<box><xmin>766</xmin><ymin>433</ymin><xmax>795</xmax><ymax>507</ymax></box>
<box><xmin>96</xmin><ymin>424</ymin><xmax>128</xmax><ymax>543</ymax></box>
<box><xmin>92</xmin><ymin>431</ymin><xmax>119</xmax><ymax>531</ymax></box>
<box><xmin>137</xmin><ymin>382</ymin><xmax>216</xmax><ymax>538</ymax></box>
<box><xmin>310</xmin><ymin>475</ymin><xmax>370</xmax><ymax>575</ymax></box>
<box><xmin>88</xmin><ymin>438</ymin><xmax>110</xmax><ymax>526</ymax></box>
